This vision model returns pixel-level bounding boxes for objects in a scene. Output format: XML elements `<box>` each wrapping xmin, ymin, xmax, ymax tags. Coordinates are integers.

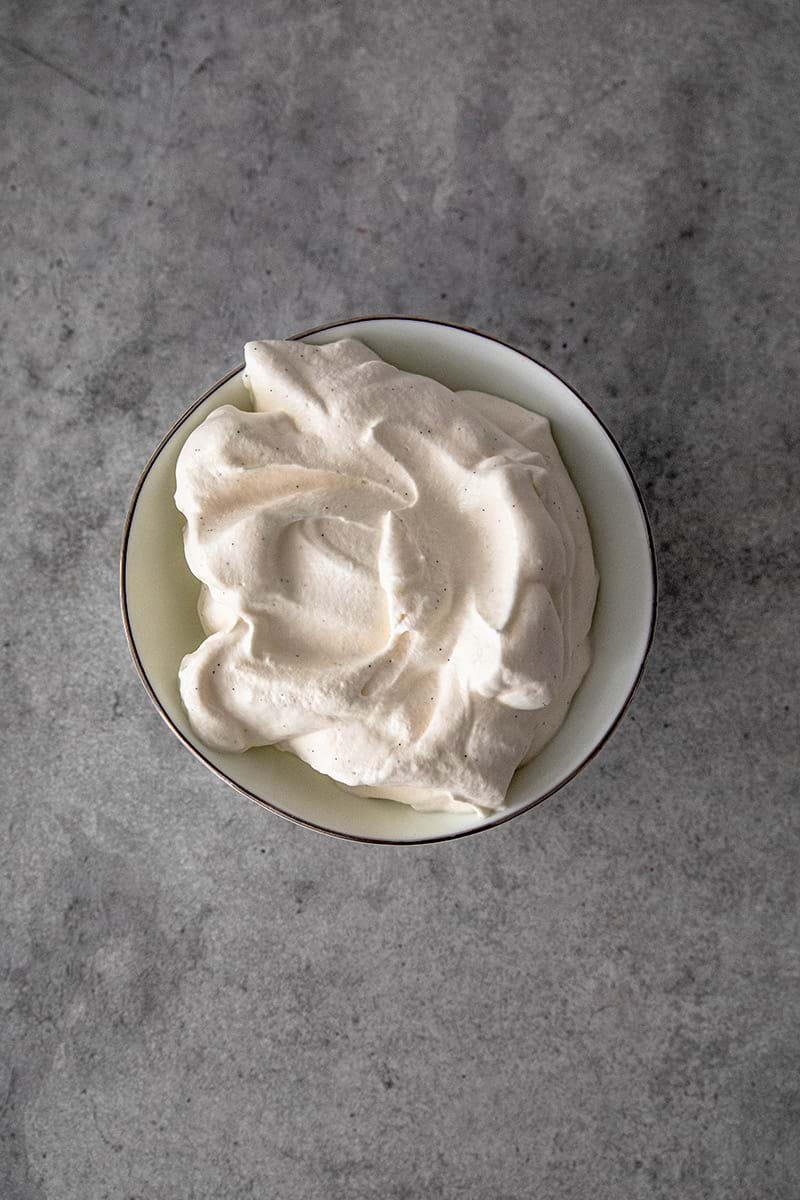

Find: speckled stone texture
<box><xmin>2</xmin><ymin>1</ymin><xmax>798</xmax><ymax>1197</ymax></box>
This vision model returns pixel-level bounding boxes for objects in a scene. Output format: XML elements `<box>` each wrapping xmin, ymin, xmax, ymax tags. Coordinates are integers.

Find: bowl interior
<box><xmin>123</xmin><ymin>318</ymin><xmax>655</xmax><ymax>843</ymax></box>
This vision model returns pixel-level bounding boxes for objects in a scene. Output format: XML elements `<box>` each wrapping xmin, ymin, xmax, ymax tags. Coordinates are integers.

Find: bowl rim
<box><xmin>120</xmin><ymin>314</ymin><xmax>658</xmax><ymax>845</ymax></box>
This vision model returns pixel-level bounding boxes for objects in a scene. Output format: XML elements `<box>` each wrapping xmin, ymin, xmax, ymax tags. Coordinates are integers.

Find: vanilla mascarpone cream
<box><xmin>175</xmin><ymin>338</ymin><xmax>597</xmax><ymax>813</ymax></box>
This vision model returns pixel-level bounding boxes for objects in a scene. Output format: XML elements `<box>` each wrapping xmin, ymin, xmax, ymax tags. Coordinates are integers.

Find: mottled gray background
<box><xmin>2</xmin><ymin>1</ymin><xmax>798</xmax><ymax>1197</ymax></box>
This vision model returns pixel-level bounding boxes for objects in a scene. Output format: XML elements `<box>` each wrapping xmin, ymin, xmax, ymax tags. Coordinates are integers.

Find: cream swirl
<box><xmin>175</xmin><ymin>338</ymin><xmax>597</xmax><ymax>813</ymax></box>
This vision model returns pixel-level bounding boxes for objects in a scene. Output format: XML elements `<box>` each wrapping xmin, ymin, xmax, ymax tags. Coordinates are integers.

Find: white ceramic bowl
<box><xmin>121</xmin><ymin>316</ymin><xmax>656</xmax><ymax>844</ymax></box>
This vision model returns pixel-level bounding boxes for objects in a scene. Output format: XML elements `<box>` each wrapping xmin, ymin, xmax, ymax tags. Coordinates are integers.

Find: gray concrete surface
<box><xmin>2</xmin><ymin>1</ymin><xmax>798</xmax><ymax>1196</ymax></box>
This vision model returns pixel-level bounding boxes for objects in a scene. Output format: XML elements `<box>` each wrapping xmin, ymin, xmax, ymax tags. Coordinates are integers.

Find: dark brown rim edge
<box><xmin>119</xmin><ymin>315</ymin><xmax>658</xmax><ymax>846</ymax></box>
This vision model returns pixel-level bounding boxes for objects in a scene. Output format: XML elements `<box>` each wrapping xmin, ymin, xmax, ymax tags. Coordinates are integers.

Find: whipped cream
<box><xmin>175</xmin><ymin>339</ymin><xmax>597</xmax><ymax>813</ymax></box>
